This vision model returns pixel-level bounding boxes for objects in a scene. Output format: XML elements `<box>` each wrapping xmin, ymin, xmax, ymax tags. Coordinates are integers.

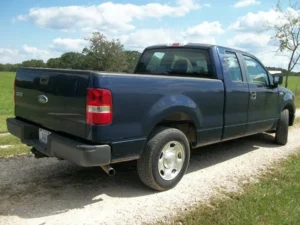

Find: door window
<box><xmin>224</xmin><ymin>52</ymin><xmax>243</xmax><ymax>82</ymax></box>
<box><xmin>243</xmin><ymin>56</ymin><xmax>269</xmax><ymax>86</ymax></box>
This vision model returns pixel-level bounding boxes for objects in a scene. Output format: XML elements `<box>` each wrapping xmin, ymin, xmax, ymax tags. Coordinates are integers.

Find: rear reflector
<box><xmin>86</xmin><ymin>88</ymin><xmax>112</xmax><ymax>125</ymax></box>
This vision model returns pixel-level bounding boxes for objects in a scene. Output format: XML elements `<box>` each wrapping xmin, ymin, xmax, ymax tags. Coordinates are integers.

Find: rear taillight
<box><xmin>14</xmin><ymin>79</ymin><xmax>16</xmax><ymax>103</ymax></box>
<box><xmin>86</xmin><ymin>88</ymin><xmax>112</xmax><ymax>125</ymax></box>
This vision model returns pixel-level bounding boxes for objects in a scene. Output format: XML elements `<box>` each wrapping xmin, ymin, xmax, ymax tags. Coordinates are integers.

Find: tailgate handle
<box><xmin>40</xmin><ymin>76</ymin><xmax>49</xmax><ymax>85</ymax></box>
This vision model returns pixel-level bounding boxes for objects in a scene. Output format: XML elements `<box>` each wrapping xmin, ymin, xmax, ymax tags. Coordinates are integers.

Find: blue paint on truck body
<box><xmin>11</xmin><ymin>44</ymin><xmax>295</xmax><ymax>164</ymax></box>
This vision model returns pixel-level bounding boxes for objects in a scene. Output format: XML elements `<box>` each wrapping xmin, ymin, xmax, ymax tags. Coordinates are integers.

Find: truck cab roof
<box><xmin>145</xmin><ymin>43</ymin><xmax>250</xmax><ymax>55</ymax></box>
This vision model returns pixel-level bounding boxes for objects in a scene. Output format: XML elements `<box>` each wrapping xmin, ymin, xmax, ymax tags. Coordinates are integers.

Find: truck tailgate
<box><xmin>15</xmin><ymin>68</ymin><xmax>91</xmax><ymax>139</ymax></box>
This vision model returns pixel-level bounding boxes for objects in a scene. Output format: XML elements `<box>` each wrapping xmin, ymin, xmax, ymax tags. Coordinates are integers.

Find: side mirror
<box><xmin>273</xmin><ymin>74</ymin><xmax>283</xmax><ymax>86</ymax></box>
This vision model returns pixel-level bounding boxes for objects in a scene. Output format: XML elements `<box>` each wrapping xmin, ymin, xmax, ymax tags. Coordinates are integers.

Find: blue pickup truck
<box><xmin>7</xmin><ymin>43</ymin><xmax>295</xmax><ymax>191</ymax></box>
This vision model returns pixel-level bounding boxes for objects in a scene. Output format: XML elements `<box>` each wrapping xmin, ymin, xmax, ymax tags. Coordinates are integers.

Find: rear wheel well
<box><xmin>154</xmin><ymin>112</ymin><xmax>197</xmax><ymax>147</ymax></box>
<box><xmin>283</xmin><ymin>104</ymin><xmax>294</xmax><ymax>126</ymax></box>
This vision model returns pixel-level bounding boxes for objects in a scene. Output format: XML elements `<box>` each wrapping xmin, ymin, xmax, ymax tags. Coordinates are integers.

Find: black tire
<box><xmin>275</xmin><ymin>109</ymin><xmax>289</xmax><ymax>145</ymax></box>
<box><xmin>137</xmin><ymin>127</ymin><xmax>190</xmax><ymax>191</ymax></box>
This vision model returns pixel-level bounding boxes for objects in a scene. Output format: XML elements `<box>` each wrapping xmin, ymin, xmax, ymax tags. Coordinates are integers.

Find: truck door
<box><xmin>241</xmin><ymin>55</ymin><xmax>279</xmax><ymax>135</ymax></box>
<box><xmin>218</xmin><ymin>48</ymin><xmax>250</xmax><ymax>140</ymax></box>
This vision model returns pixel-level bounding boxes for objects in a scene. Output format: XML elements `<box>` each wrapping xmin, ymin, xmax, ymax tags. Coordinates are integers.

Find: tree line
<box><xmin>0</xmin><ymin>32</ymin><xmax>142</xmax><ymax>73</ymax></box>
<box><xmin>267</xmin><ymin>67</ymin><xmax>300</xmax><ymax>76</ymax></box>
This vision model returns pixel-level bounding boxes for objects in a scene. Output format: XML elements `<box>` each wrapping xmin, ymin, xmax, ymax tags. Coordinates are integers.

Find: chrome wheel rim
<box><xmin>158</xmin><ymin>141</ymin><xmax>185</xmax><ymax>181</ymax></box>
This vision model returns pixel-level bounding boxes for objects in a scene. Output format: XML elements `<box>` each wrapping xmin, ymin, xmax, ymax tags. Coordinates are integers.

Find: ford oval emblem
<box><xmin>38</xmin><ymin>95</ymin><xmax>48</xmax><ymax>104</ymax></box>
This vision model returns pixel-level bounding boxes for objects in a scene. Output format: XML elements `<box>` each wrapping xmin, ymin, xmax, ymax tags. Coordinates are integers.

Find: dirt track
<box><xmin>1</xmin><ymin>127</ymin><xmax>300</xmax><ymax>225</ymax></box>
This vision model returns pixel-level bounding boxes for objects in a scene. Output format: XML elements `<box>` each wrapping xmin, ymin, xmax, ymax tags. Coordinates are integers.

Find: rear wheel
<box><xmin>137</xmin><ymin>127</ymin><xmax>190</xmax><ymax>191</ymax></box>
<box><xmin>275</xmin><ymin>109</ymin><xmax>289</xmax><ymax>145</ymax></box>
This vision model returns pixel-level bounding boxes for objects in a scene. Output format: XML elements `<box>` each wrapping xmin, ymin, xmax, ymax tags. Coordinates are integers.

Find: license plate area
<box><xmin>39</xmin><ymin>128</ymin><xmax>51</xmax><ymax>144</ymax></box>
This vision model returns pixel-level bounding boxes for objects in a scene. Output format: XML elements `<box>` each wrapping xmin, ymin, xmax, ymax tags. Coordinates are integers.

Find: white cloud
<box><xmin>1</xmin><ymin>20</ymin><xmax>224</xmax><ymax>63</ymax></box>
<box><xmin>255</xmin><ymin>47</ymin><xmax>291</xmax><ymax>70</ymax></box>
<box><xmin>17</xmin><ymin>0</ymin><xmax>201</xmax><ymax>33</ymax></box>
<box><xmin>0</xmin><ymin>48</ymin><xmax>19</xmax><ymax>56</ymax></box>
<box><xmin>225</xmin><ymin>33</ymin><xmax>296</xmax><ymax>70</ymax></box>
<box><xmin>227</xmin><ymin>7</ymin><xmax>300</xmax><ymax>71</ymax></box>
<box><xmin>227</xmin><ymin>33</ymin><xmax>271</xmax><ymax>50</ymax></box>
<box><xmin>50</xmin><ymin>38</ymin><xmax>88</xmax><ymax>53</ymax></box>
<box><xmin>22</xmin><ymin>45</ymin><xmax>48</xmax><ymax>54</ymax></box>
<box><xmin>120</xmin><ymin>21</ymin><xmax>223</xmax><ymax>51</ymax></box>
<box><xmin>229</xmin><ymin>10</ymin><xmax>279</xmax><ymax>31</ymax></box>
<box><xmin>203</xmin><ymin>3</ymin><xmax>211</xmax><ymax>7</ymax></box>
<box><xmin>228</xmin><ymin>8</ymin><xmax>300</xmax><ymax>32</ymax></box>
<box><xmin>21</xmin><ymin>45</ymin><xmax>52</xmax><ymax>61</ymax></box>
<box><xmin>0</xmin><ymin>46</ymin><xmax>57</xmax><ymax>64</ymax></box>
<box><xmin>0</xmin><ymin>48</ymin><xmax>20</xmax><ymax>64</ymax></box>
<box><xmin>120</xmin><ymin>29</ymin><xmax>175</xmax><ymax>51</ymax></box>
<box><xmin>185</xmin><ymin>21</ymin><xmax>224</xmax><ymax>36</ymax></box>
<box><xmin>233</xmin><ymin>0</ymin><xmax>260</xmax><ymax>8</ymax></box>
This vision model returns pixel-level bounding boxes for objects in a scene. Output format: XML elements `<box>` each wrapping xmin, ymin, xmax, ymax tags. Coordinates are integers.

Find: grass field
<box><xmin>286</xmin><ymin>76</ymin><xmax>300</xmax><ymax>107</ymax></box>
<box><xmin>165</xmin><ymin>152</ymin><xmax>300</xmax><ymax>225</ymax></box>
<box><xmin>0</xmin><ymin>71</ymin><xmax>30</xmax><ymax>156</ymax></box>
<box><xmin>0</xmin><ymin>72</ymin><xmax>15</xmax><ymax>133</ymax></box>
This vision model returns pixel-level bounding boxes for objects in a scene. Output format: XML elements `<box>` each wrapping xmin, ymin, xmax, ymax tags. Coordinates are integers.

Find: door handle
<box><xmin>250</xmin><ymin>91</ymin><xmax>256</xmax><ymax>100</ymax></box>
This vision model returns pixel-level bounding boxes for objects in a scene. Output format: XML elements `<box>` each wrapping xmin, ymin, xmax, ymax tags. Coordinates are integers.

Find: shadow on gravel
<box><xmin>0</xmin><ymin>133</ymin><xmax>278</xmax><ymax>218</ymax></box>
<box><xmin>188</xmin><ymin>132</ymin><xmax>277</xmax><ymax>174</ymax></box>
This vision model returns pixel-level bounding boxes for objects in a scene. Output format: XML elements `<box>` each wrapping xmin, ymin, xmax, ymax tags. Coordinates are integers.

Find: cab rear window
<box><xmin>135</xmin><ymin>48</ymin><xmax>214</xmax><ymax>79</ymax></box>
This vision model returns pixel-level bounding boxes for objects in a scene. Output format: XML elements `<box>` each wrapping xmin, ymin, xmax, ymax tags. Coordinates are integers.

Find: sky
<box><xmin>0</xmin><ymin>0</ymin><xmax>298</xmax><ymax>70</ymax></box>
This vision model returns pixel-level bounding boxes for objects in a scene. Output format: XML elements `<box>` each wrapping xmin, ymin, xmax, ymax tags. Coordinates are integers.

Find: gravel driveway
<box><xmin>1</xmin><ymin>126</ymin><xmax>300</xmax><ymax>225</ymax></box>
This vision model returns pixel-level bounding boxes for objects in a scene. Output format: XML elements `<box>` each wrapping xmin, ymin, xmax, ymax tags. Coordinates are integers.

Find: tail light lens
<box><xmin>86</xmin><ymin>88</ymin><xmax>112</xmax><ymax>125</ymax></box>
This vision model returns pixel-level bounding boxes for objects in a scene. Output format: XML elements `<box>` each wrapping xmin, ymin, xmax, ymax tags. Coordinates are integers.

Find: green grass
<box><xmin>0</xmin><ymin>134</ymin><xmax>22</xmax><ymax>145</ymax></box>
<box><xmin>286</xmin><ymin>76</ymin><xmax>300</xmax><ymax>108</ymax></box>
<box><xmin>0</xmin><ymin>144</ymin><xmax>30</xmax><ymax>158</ymax></box>
<box><xmin>285</xmin><ymin>76</ymin><xmax>300</xmax><ymax>108</ymax></box>
<box><xmin>162</xmin><ymin>153</ymin><xmax>300</xmax><ymax>225</ymax></box>
<box><xmin>0</xmin><ymin>115</ymin><xmax>10</xmax><ymax>133</ymax></box>
<box><xmin>0</xmin><ymin>134</ymin><xmax>30</xmax><ymax>158</ymax></box>
<box><xmin>0</xmin><ymin>72</ymin><xmax>29</xmax><ymax>157</ymax></box>
<box><xmin>293</xmin><ymin>95</ymin><xmax>300</xmax><ymax>109</ymax></box>
<box><xmin>286</xmin><ymin>76</ymin><xmax>300</xmax><ymax>93</ymax></box>
<box><xmin>0</xmin><ymin>72</ymin><xmax>15</xmax><ymax>133</ymax></box>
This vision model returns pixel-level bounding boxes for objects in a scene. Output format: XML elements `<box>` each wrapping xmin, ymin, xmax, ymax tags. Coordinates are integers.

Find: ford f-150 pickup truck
<box><xmin>6</xmin><ymin>43</ymin><xmax>295</xmax><ymax>191</ymax></box>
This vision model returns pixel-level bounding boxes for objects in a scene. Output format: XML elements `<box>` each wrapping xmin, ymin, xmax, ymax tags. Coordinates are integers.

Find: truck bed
<box><xmin>14</xmin><ymin>68</ymin><xmax>225</xmax><ymax>149</ymax></box>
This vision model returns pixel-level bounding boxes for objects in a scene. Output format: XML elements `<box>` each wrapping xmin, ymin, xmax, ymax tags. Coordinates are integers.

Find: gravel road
<box><xmin>1</xmin><ymin>126</ymin><xmax>300</xmax><ymax>225</ymax></box>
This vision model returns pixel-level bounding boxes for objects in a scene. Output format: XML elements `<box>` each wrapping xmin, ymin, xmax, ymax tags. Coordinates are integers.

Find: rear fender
<box><xmin>143</xmin><ymin>95</ymin><xmax>202</xmax><ymax>137</ymax></box>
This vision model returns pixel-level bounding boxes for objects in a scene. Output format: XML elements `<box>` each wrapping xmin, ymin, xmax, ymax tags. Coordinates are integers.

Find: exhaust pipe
<box><xmin>101</xmin><ymin>165</ymin><xmax>115</xmax><ymax>176</ymax></box>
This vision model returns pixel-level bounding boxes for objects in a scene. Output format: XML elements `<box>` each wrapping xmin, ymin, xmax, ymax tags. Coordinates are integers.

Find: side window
<box><xmin>224</xmin><ymin>52</ymin><xmax>243</xmax><ymax>82</ymax></box>
<box><xmin>146</xmin><ymin>52</ymin><xmax>165</xmax><ymax>72</ymax></box>
<box><xmin>243</xmin><ymin>56</ymin><xmax>269</xmax><ymax>86</ymax></box>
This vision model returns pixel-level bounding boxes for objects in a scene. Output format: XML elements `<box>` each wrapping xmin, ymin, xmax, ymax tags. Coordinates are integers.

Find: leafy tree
<box><xmin>83</xmin><ymin>32</ymin><xmax>127</xmax><ymax>72</ymax></box>
<box><xmin>268</xmin><ymin>0</ymin><xmax>300</xmax><ymax>87</ymax></box>
<box><xmin>0</xmin><ymin>63</ymin><xmax>21</xmax><ymax>72</ymax></box>
<box><xmin>124</xmin><ymin>50</ymin><xmax>141</xmax><ymax>72</ymax></box>
<box><xmin>10</xmin><ymin>64</ymin><xmax>21</xmax><ymax>72</ymax></box>
<box><xmin>47</xmin><ymin>58</ymin><xmax>63</xmax><ymax>68</ymax></box>
<box><xmin>1</xmin><ymin>32</ymin><xmax>143</xmax><ymax>72</ymax></box>
<box><xmin>60</xmin><ymin>52</ymin><xmax>88</xmax><ymax>70</ymax></box>
<box><xmin>266</xmin><ymin>66</ymin><xmax>299</xmax><ymax>76</ymax></box>
<box><xmin>21</xmin><ymin>59</ymin><xmax>46</xmax><ymax>68</ymax></box>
